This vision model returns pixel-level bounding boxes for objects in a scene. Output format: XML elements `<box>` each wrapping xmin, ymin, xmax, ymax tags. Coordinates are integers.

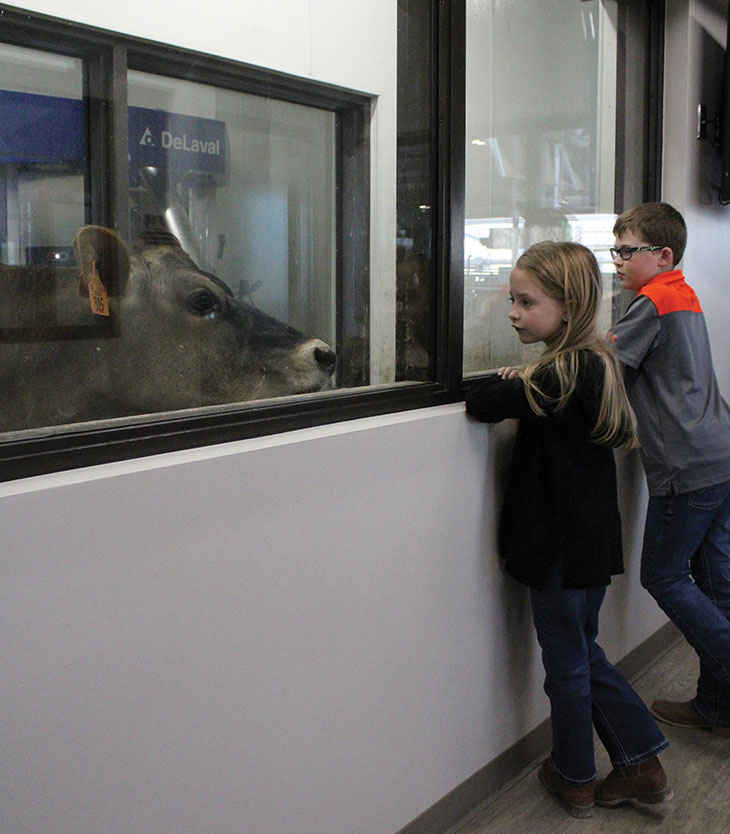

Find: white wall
<box><xmin>0</xmin><ymin>406</ymin><xmax>664</xmax><ymax>834</ymax></box>
<box><xmin>0</xmin><ymin>2</ymin><xmax>706</xmax><ymax>834</ymax></box>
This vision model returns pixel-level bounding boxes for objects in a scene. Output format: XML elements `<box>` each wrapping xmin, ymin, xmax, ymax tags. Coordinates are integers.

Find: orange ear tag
<box><xmin>87</xmin><ymin>260</ymin><xmax>110</xmax><ymax>317</ymax></box>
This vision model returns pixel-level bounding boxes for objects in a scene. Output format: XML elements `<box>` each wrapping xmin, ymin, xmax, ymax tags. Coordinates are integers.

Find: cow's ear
<box><xmin>74</xmin><ymin>226</ymin><xmax>131</xmax><ymax>297</ymax></box>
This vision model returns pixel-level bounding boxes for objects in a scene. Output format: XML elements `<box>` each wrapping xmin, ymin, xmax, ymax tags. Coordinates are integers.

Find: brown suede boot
<box><xmin>538</xmin><ymin>758</ymin><xmax>595</xmax><ymax>818</ymax></box>
<box><xmin>595</xmin><ymin>756</ymin><xmax>673</xmax><ymax>807</ymax></box>
<box><xmin>651</xmin><ymin>699</ymin><xmax>730</xmax><ymax>737</ymax></box>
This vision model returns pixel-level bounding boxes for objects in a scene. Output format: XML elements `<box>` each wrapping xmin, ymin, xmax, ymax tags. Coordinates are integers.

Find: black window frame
<box><xmin>614</xmin><ymin>0</ymin><xmax>665</xmax><ymax>210</ymax></box>
<box><xmin>0</xmin><ymin>1</ymin><xmax>465</xmax><ymax>482</ymax></box>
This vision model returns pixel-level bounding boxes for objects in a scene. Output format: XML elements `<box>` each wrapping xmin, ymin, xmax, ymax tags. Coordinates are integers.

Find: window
<box><xmin>0</xmin><ymin>3</ymin><xmax>454</xmax><ymax>479</ymax></box>
<box><xmin>0</xmin><ymin>26</ymin><xmax>373</xmax><ymax>436</ymax></box>
<box><xmin>463</xmin><ymin>0</ymin><xmax>662</xmax><ymax>374</ymax></box>
<box><xmin>0</xmin><ymin>2</ymin><xmax>659</xmax><ymax>479</ymax></box>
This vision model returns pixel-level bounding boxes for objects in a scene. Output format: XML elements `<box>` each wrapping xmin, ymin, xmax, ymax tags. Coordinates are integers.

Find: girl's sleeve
<box><xmin>464</xmin><ymin>374</ymin><xmax>533</xmax><ymax>423</ymax></box>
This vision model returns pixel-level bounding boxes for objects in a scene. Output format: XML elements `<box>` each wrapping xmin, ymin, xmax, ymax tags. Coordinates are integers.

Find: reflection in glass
<box><xmin>464</xmin><ymin>0</ymin><xmax>619</xmax><ymax>373</ymax></box>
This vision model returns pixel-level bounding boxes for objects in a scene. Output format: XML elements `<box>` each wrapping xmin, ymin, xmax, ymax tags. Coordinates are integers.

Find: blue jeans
<box><xmin>640</xmin><ymin>480</ymin><xmax>730</xmax><ymax>727</ymax></box>
<box><xmin>530</xmin><ymin>561</ymin><xmax>668</xmax><ymax>784</ymax></box>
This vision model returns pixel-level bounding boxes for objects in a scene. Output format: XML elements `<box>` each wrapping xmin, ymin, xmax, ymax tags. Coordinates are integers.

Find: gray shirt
<box><xmin>609</xmin><ymin>270</ymin><xmax>730</xmax><ymax>496</ymax></box>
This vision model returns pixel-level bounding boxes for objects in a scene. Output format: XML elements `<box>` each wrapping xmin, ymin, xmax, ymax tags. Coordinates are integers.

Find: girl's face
<box><xmin>508</xmin><ymin>267</ymin><xmax>566</xmax><ymax>346</ymax></box>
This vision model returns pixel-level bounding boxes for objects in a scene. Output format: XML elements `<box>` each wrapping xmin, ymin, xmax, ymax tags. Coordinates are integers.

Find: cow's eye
<box><xmin>186</xmin><ymin>289</ymin><xmax>219</xmax><ymax>315</ymax></box>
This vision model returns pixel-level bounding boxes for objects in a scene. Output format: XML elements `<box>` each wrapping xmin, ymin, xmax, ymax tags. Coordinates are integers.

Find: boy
<box><xmin>607</xmin><ymin>202</ymin><xmax>730</xmax><ymax>760</ymax></box>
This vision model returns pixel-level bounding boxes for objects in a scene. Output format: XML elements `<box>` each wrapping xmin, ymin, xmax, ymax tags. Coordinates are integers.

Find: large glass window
<box><xmin>0</xmin><ymin>3</ymin><xmax>444</xmax><ymax>477</ymax></box>
<box><xmin>0</xmin><ymin>1</ymin><xmax>659</xmax><ymax>478</ymax></box>
<box><xmin>0</xmin><ymin>35</ymin><xmax>373</xmax><ymax>439</ymax></box>
<box><xmin>464</xmin><ymin>0</ymin><xmax>621</xmax><ymax>373</ymax></box>
<box><xmin>0</xmin><ymin>2</ymin><xmax>444</xmax><ymax>455</ymax></box>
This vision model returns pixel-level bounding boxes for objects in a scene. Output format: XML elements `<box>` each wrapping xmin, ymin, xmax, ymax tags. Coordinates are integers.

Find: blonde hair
<box><xmin>515</xmin><ymin>241</ymin><xmax>638</xmax><ymax>451</ymax></box>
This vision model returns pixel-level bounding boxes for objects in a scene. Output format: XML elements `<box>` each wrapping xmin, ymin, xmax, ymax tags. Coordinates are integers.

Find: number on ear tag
<box><xmin>87</xmin><ymin>261</ymin><xmax>110</xmax><ymax>317</ymax></box>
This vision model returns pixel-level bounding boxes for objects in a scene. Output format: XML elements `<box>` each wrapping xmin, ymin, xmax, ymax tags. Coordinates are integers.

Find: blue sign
<box><xmin>0</xmin><ymin>91</ymin><xmax>226</xmax><ymax>176</ymax></box>
<box><xmin>128</xmin><ymin>106</ymin><xmax>226</xmax><ymax>175</ymax></box>
<box><xmin>0</xmin><ymin>90</ymin><xmax>85</xmax><ymax>165</ymax></box>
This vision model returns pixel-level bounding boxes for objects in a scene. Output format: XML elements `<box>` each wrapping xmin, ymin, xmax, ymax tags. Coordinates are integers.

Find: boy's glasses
<box><xmin>609</xmin><ymin>245</ymin><xmax>664</xmax><ymax>260</ymax></box>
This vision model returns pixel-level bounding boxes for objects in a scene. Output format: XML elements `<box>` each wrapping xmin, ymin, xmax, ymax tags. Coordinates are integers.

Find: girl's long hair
<box><xmin>516</xmin><ymin>241</ymin><xmax>638</xmax><ymax>451</ymax></box>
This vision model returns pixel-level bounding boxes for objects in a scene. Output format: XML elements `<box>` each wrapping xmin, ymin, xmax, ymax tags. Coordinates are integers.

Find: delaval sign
<box><xmin>128</xmin><ymin>107</ymin><xmax>226</xmax><ymax>175</ymax></box>
<box><xmin>0</xmin><ymin>92</ymin><xmax>226</xmax><ymax>175</ymax></box>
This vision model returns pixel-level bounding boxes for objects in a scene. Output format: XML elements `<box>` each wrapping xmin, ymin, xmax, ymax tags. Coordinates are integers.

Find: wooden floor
<box><xmin>447</xmin><ymin>638</ymin><xmax>730</xmax><ymax>834</ymax></box>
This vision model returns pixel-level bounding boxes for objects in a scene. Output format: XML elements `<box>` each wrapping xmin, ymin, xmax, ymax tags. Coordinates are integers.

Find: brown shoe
<box><xmin>595</xmin><ymin>756</ymin><xmax>673</xmax><ymax>807</ymax></box>
<box><xmin>651</xmin><ymin>699</ymin><xmax>730</xmax><ymax>737</ymax></box>
<box><xmin>538</xmin><ymin>759</ymin><xmax>594</xmax><ymax>818</ymax></box>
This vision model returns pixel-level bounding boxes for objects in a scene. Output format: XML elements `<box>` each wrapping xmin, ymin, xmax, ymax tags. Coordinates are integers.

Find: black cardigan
<box><xmin>465</xmin><ymin>351</ymin><xmax>625</xmax><ymax>590</ymax></box>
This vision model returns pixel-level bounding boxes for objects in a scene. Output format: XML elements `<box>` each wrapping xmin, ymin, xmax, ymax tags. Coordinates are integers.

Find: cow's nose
<box><xmin>314</xmin><ymin>346</ymin><xmax>337</xmax><ymax>375</ymax></box>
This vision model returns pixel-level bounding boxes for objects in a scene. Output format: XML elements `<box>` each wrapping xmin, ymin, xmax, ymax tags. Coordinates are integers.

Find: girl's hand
<box><xmin>497</xmin><ymin>366</ymin><xmax>520</xmax><ymax>380</ymax></box>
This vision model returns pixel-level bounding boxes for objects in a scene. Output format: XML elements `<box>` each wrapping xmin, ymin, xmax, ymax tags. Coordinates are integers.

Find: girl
<box><xmin>465</xmin><ymin>241</ymin><xmax>671</xmax><ymax>818</ymax></box>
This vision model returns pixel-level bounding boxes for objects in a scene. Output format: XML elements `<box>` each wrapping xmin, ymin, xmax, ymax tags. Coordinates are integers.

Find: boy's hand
<box><xmin>497</xmin><ymin>366</ymin><xmax>520</xmax><ymax>380</ymax></box>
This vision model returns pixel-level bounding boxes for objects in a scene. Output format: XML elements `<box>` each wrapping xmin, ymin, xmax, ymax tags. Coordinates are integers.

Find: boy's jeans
<box><xmin>640</xmin><ymin>480</ymin><xmax>730</xmax><ymax>727</ymax></box>
<box><xmin>529</xmin><ymin>561</ymin><xmax>668</xmax><ymax>784</ymax></box>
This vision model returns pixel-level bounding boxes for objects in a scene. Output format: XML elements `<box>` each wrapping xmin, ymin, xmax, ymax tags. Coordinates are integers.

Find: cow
<box><xmin>0</xmin><ymin>226</ymin><xmax>336</xmax><ymax>432</ymax></box>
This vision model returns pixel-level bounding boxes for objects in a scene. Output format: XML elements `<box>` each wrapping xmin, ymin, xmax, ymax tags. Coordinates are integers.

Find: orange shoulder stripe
<box><xmin>640</xmin><ymin>281</ymin><xmax>703</xmax><ymax>316</ymax></box>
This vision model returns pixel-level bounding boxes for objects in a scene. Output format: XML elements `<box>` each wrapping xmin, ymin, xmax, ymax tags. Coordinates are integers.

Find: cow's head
<box><xmin>74</xmin><ymin>225</ymin><xmax>337</xmax><ymax>411</ymax></box>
